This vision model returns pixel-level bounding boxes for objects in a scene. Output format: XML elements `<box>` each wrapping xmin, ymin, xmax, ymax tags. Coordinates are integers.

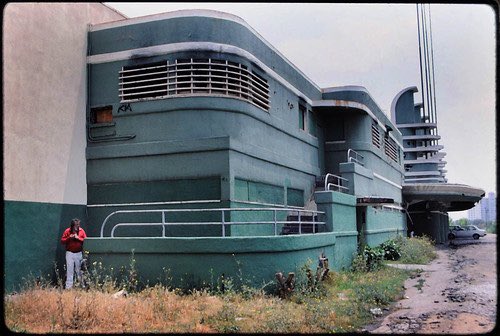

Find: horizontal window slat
<box><xmin>119</xmin><ymin>57</ymin><xmax>269</xmax><ymax>111</ymax></box>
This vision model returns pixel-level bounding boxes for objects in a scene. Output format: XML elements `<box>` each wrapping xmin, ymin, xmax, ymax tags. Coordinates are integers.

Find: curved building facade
<box><xmin>5</xmin><ymin>8</ymin><xmax>410</xmax><ymax>291</ymax></box>
<box><xmin>392</xmin><ymin>87</ymin><xmax>484</xmax><ymax>243</ymax></box>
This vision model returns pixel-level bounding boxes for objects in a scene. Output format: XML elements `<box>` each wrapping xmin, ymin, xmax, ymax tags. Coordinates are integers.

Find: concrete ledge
<box><xmin>85</xmin><ymin>232</ymin><xmax>336</xmax><ymax>254</ymax></box>
<box><xmin>314</xmin><ymin>190</ymin><xmax>357</xmax><ymax>206</ymax></box>
<box><xmin>332</xmin><ymin>230</ymin><xmax>359</xmax><ymax>237</ymax></box>
<box><xmin>364</xmin><ymin>228</ymin><xmax>405</xmax><ymax>234</ymax></box>
<box><xmin>339</xmin><ymin>161</ymin><xmax>373</xmax><ymax>179</ymax></box>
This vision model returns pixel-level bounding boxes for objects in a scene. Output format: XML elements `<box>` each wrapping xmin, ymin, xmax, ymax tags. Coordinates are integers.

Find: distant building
<box><xmin>468</xmin><ymin>192</ymin><xmax>496</xmax><ymax>222</ymax></box>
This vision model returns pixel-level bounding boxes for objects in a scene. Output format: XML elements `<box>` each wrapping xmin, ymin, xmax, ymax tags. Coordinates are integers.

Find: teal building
<box><xmin>82</xmin><ymin>10</ymin><xmax>406</xmax><ymax>289</ymax></box>
<box><xmin>11</xmin><ymin>7</ymin><xmax>483</xmax><ymax>292</ymax></box>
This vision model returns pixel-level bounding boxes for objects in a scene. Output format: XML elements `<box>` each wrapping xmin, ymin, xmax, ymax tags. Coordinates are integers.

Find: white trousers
<box><xmin>65</xmin><ymin>251</ymin><xmax>83</xmax><ymax>289</ymax></box>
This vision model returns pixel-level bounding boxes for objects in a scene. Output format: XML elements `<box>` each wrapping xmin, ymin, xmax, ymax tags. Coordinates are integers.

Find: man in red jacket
<box><xmin>61</xmin><ymin>218</ymin><xmax>87</xmax><ymax>289</ymax></box>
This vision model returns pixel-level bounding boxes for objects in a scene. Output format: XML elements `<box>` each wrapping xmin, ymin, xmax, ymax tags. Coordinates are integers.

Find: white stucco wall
<box><xmin>3</xmin><ymin>3</ymin><xmax>124</xmax><ymax>204</ymax></box>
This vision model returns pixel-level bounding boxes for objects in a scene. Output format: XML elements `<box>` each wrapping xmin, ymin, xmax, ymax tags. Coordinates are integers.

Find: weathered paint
<box><xmin>84</xmin><ymin>233</ymin><xmax>337</xmax><ymax>289</ymax></box>
<box><xmin>364</xmin><ymin>206</ymin><xmax>407</xmax><ymax>246</ymax></box>
<box><xmin>315</xmin><ymin>191</ymin><xmax>358</xmax><ymax>270</ymax></box>
<box><xmin>4</xmin><ymin>7</ymin><xmax>413</xmax><ymax>292</ymax></box>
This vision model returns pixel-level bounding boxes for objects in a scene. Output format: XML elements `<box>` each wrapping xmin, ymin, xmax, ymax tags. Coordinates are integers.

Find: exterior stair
<box><xmin>281</xmin><ymin>214</ymin><xmax>322</xmax><ymax>235</ymax></box>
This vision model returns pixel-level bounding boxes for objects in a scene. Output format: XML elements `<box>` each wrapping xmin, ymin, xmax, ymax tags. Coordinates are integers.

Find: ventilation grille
<box><xmin>119</xmin><ymin>58</ymin><xmax>270</xmax><ymax>111</ymax></box>
<box><xmin>384</xmin><ymin>136</ymin><xmax>399</xmax><ymax>163</ymax></box>
<box><xmin>372</xmin><ymin>122</ymin><xmax>381</xmax><ymax>148</ymax></box>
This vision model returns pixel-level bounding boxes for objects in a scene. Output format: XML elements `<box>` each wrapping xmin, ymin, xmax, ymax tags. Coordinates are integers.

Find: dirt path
<box><xmin>364</xmin><ymin>234</ymin><xmax>497</xmax><ymax>334</ymax></box>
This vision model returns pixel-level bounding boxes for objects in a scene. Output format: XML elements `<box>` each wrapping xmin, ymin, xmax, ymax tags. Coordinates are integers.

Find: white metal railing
<box><xmin>99</xmin><ymin>207</ymin><xmax>326</xmax><ymax>238</ymax></box>
<box><xmin>347</xmin><ymin>149</ymin><xmax>365</xmax><ymax>166</ymax></box>
<box><xmin>324</xmin><ymin>173</ymin><xmax>349</xmax><ymax>193</ymax></box>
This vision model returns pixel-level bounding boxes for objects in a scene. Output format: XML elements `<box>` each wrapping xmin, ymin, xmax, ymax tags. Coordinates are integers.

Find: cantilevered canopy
<box><xmin>403</xmin><ymin>183</ymin><xmax>485</xmax><ymax>212</ymax></box>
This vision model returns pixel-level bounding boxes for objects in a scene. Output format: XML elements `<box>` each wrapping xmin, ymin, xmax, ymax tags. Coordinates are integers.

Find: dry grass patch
<box><xmin>5</xmin><ymin>265</ymin><xmax>412</xmax><ymax>333</ymax></box>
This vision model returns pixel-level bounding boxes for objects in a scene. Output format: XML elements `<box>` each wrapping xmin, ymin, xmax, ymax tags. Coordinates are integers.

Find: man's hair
<box><xmin>70</xmin><ymin>218</ymin><xmax>81</xmax><ymax>232</ymax></box>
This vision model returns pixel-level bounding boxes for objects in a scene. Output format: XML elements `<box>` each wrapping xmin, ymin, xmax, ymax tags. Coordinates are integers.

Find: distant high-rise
<box><xmin>468</xmin><ymin>192</ymin><xmax>496</xmax><ymax>222</ymax></box>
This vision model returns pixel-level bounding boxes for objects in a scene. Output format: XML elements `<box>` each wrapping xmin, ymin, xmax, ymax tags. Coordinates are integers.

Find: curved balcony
<box><xmin>402</xmin><ymin>134</ymin><xmax>441</xmax><ymax>141</ymax></box>
<box><xmin>404</xmin><ymin>158</ymin><xmax>447</xmax><ymax>165</ymax></box>
<box><xmin>405</xmin><ymin>170</ymin><xmax>442</xmax><ymax>177</ymax></box>
<box><xmin>404</xmin><ymin>145</ymin><xmax>444</xmax><ymax>153</ymax></box>
<box><xmin>396</xmin><ymin>122</ymin><xmax>438</xmax><ymax>129</ymax></box>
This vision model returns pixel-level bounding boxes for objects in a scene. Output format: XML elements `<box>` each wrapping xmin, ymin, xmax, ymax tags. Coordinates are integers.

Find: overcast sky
<box><xmin>105</xmin><ymin>3</ymin><xmax>496</xmax><ymax>220</ymax></box>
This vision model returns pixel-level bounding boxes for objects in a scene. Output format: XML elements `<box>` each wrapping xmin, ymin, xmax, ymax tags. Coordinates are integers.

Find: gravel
<box><xmin>363</xmin><ymin>234</ymin><xmax>497</xmax><ymax>334</ymax></box>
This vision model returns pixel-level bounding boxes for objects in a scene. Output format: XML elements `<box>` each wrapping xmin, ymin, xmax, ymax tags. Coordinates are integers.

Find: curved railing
<box><xmin>99</xmin><ymin>207</ymin><xmax>326</xmax><ymax>238</ymax></box>
<box><xmin>347</xmin><ymin>149</ymin><xmax>364</xmax><ymax>166</ymax></box>
<box><xmin>324</xmin><ymin>173</ymin><xmax>349</xmax><ymax>193</ymax></box>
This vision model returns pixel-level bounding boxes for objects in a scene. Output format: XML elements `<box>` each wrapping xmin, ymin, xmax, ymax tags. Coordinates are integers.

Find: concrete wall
<box><xmin>84</xmin><ymin>233</ymin><xmax>337</xmax><ymax>290</ymax></box>
<box><xmin>3</xmin><ymin>3</ymin><xmax>125</xmax><ymax>292</ymax></box>
<box><xmin>85</xmin><ymin>13</ymin><xmax>324</xmax><ymax>236</ymax></box>
<box><xmin>3</xmin><ymin>3</ymin><xmax>124</xmax><ymax>205</ymax></box>
<box><xmin>315</xmin><ymin>191</ymin><xmax>358</xmax><ymax>270</ymax></box>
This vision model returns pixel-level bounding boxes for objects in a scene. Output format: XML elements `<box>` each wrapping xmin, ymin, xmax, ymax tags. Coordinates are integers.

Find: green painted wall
<box><xmin>89</xmin><ymin>16</ymin><xmax>321</xmax><ymax>99</ymax></box>
<box><xmin>314</xmin><ymin>191</ymin><xmax>358</xmax><ymax>270</ymax></box>
<box><xmin>88</xmin><ymin>178</ymin><xmax>221</xmax><ymax>204</ymax></box>
<box><xmin>364</xmin><ymin>207</ymin><xmax>407</xmax><ymax>247</ymax></box>
<box><xmin>84</xmin><ymin>233</ymin><xmax>336</xmax><ymax>290</ymax></box>
<box><xmin>4</xmin><ymin>200</ymin><xmax>87</xmax><ymax>292</ymax></box>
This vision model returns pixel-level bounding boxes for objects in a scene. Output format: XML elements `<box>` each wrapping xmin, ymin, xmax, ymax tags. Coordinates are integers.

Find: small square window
<box><xmin>91</xmin><ymin>106</ymin><xmax>113</xmax><ymax>124</ymax></box>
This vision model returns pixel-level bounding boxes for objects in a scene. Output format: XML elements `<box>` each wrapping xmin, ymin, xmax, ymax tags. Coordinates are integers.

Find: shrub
<box><xmin>379</xmin><ymin>239</ymin><xmax>401</xmax><ymax>261</ymax></box>
<box><xmin>363</xmin><ymin>245</ymin><xmax>385</xmax><ymax>271</ymax></box>
<box><xmin>351</xmin><ymin>245</ymin><xmax>385</xmax><ymax>272</ymax></box>
<box><xmin>398</xmin><ymin>235</ymin><xmax>436</xmax><ymax>264</ymax></box>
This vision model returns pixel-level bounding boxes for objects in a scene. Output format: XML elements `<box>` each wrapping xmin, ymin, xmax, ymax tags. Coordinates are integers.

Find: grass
<box><xmin>397</xmin><ymin>235</ymin><xmax>437</xmax><ymax>264</ymax></box>
<box><xmin>5</xmin><ymin>266</ymin><xmax>412</xmax><ymax>333</ymax></box>
<box><xmin>5</xmin><ymin>236</ymin><xmax>436</xmax><ymax>333</ymax></box>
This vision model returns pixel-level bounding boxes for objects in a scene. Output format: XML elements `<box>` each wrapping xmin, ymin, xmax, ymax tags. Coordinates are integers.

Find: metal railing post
<box><xmin>313</xmin><ymin>212</ymin><xmax>316</xmax><ymax>233</ymax></box>
<box><xmin>274</xmin><ymin>209</ymin><xmax>277</xmax><ymax>236</ymax></box>
<box><xmin>161</xmin><ymin>211</ymin><xmax>166</xmax><ymax>237</ymax></box>
<box><xmin>298</xmin><ymin>210</ymin><xmax>302</xmax><ymax>234</ymax></box>
<box><xmin>221</xmin><ymin>210</ymin><xmax>226</xmax><ymax>237</ymax></box>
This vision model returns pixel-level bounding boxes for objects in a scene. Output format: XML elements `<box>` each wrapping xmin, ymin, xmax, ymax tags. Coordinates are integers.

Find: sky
<box><xmin>105</xmin><ymin>3</ymin><xmax>496</xmax><ymax>220</ymax></box>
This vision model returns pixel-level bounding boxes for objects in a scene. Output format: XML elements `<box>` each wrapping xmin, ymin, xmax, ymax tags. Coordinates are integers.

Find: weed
<box><xmin>207</xmin><ymin>302</ymin><xmax>240</xmax><ymax>333</ymax></box>
<box><xmin>414</xmin><ymin>278</ymin><xmax>426</xmax><ymax>292</ymax></box>
<box><xmin>5</xmin><ymin>245</ymin><xmax>425</xmax><ymax>334</ymax></box>
<box><xmin>399</xmin><ymin>235</ymin><xmax>437</xmax><ymax>264</ymax></box>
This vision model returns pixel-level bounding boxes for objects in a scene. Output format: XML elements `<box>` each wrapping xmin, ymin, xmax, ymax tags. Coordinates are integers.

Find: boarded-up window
<box><xmin>90</xmin><ymin>106</ymin><xmax>113</xmax><ymax>124</ymax></box>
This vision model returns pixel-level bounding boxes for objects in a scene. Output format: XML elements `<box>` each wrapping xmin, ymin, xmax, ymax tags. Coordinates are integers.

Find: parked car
<box><xmin>448</xmin><ymin>225</ymin><xmax>487</xmax><ymax>240</ymax></box>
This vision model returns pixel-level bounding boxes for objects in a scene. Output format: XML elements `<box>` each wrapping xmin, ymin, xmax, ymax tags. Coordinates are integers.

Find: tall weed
<box><xmin>398</xmin><ymin>235</ymin><xmax>437</xmax><ymax>264</ymax></box>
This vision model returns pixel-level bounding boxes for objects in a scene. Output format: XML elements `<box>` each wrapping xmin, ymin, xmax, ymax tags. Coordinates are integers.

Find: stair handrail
<box><xmin>347</xmin><ymin>148</ymin><xmax>364</xmax><ymax>166</ymax></box>
<box><xmin>324</xmin><ymin>173</ymin><xmax>349</xmax><ymax>193</ymax></box>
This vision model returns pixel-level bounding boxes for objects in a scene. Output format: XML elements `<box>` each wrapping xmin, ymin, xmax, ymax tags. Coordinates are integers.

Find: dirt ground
<box><xmin>364</xmin><ymin>234</ymin><xmax>497</xmax><ymax>334</ymax></box>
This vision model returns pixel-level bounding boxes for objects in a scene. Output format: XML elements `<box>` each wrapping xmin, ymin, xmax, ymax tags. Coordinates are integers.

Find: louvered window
<box><xmin>119</xmin><ymin>58</ymin><xmax>270</xmax><ymax>111</ymax></box>
<box><xmin>372</xmin><ymin>122</ymin><xmax>381</xmax><ymax>148</ymax></box>
<box><xmin>384</xmin><ymin>136</ymin><xmax>399</xmax><ymax>163</ymax></box>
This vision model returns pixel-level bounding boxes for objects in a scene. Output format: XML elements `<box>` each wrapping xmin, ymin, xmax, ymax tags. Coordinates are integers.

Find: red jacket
<box><xmin>61</xmin><ymin>227</ymin><xmax>87</xmax><ymax>252</ymax></box>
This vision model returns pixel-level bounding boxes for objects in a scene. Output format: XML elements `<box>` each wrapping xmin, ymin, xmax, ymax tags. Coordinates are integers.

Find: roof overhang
<box><xmin>403</xmin><ymin>183</ymin><xmax>485</xmax><ymax>212</ymax></box>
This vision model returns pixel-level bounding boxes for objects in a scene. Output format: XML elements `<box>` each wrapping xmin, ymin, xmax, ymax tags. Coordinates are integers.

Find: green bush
<box><xmin>351</xmin><ymin>245</ymin><xmax>386</xmax><ymax>272</ymax></box>
<box><xmin>398</xmin><ymin>235</ymin><xmax>436</xmax><ymax>264</ymax></box>
<box><xmin>379</xmin><ymin>239</ymin><xmax>401</xmax><ymax>261</ymax></box>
